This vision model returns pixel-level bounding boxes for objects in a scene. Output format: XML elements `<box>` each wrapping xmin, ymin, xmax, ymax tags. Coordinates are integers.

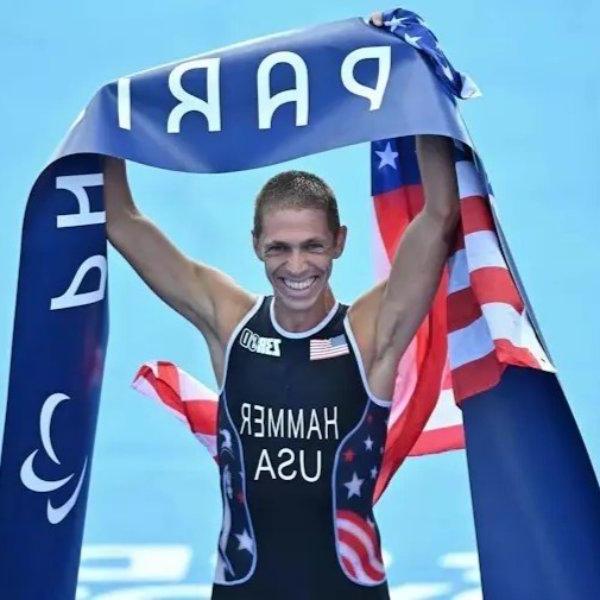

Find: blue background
<box><xmin>1</xmin><ymin>2</ymin><xmax>598</xmax><ymax>598</ymax></box>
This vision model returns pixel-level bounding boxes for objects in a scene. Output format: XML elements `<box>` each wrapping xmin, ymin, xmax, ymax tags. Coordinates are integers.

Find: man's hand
<box><xmin>369</xmin><ymin>11</ymin><xmax>384</xmax><ymax>27</ymax></box>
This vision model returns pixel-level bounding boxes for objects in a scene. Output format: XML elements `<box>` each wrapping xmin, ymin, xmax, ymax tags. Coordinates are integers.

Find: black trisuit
<box><xmin>211</xmin><ymin>294</ymin><xmax>391</xmax><ymax>600</ymax></box>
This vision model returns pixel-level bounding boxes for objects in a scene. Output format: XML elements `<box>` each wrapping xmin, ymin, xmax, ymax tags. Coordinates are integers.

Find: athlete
<box><xmin>104</xmin><ymin>15</ymin><xmax>460</xmax><ymax>593</ymax></box>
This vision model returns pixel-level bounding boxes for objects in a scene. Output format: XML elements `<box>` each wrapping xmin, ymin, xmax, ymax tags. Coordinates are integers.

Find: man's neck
<box><xmin>272</xmin><ymin>287</ymin><xmax>336</xmax><ymax>333</ymax></box>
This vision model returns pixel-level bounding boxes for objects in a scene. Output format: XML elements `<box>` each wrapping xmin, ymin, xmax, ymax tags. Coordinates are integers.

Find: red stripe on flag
<box><xmin>337</xmin><ymin>510</ymin><xmax>380</xmax><ymax>548</ymax></box>
<box><xmin>453</xmin><ymin>233</ymin><xmax>465</xmax><ymax>252</ymax></box>
<box><xmin>495</xmin><ymin>339</ymin><xmax>541</xmax><ymax>370</ymax></box>
<box><xmin>451</xmin><ymin>350</ymin><xmax>506</xmax><ymax>403</ymax></box>
<box><xmin>408</xmin><ymin>424</ymin><xmax>465</xmax><ymax>456</ymax></box>
<box><xmin>341</xmin><ymin>556</ymin><xmax>358</xmax><ymax>579</ymax></box>
<box><xmin>140</xmin><ymin>368</ymin><xmax>186</xmax><ymax>416</ymax></box>
<box><xmin>451</xmin><ymin>338</ymin><xmax>541</xmax><ymax>403</ymax></box>
<box><xmin>337</xmin><ymin>529</ymin><xmax>385</xmax><ymax>582</ymax></box>
<box><xmin>158</xmin><ymin>361</ymin><xmax>182</xmax><ymax>397</ymax></box>
<box><xmin>447</xmin><ymin>286</ymin><xmax>482</xmax><ymax>332</ymax></box>
<box><xmin>373</xmin><ymin>185</ymin><xmax>425</xmax><ymax>260</ymax></box>
<box><xmin>447</xmin><ymin>267</ymin><xmax>524</xmax><ymax>332</ymax></box>
<box><xmin>441</xmin><ymin>365</ymin><xmax>453</xmax><ymax>390</ymax></box>
<box><xmin>184</xmin><ymin>400</ymin><xmax>218</xmax><ymax>434</ymax></box>
<box><xmin>460</xmin><ymin>195</ymin><xmax>494</xmax><ymax>235</ymax></box>
<box><xmin>470</xmin><ymin>268</ymin><xmax>524</xmax><ymax>314</ymax></box>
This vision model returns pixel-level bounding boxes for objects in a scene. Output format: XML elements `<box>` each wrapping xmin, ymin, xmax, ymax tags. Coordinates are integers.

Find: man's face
<box><xmin>253</xmin><ymin>207</ymin><xmax>347</xmax><ymax>310</ymax></box>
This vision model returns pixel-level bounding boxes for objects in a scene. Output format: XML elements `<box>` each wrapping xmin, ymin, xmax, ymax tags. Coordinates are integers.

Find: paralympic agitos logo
<box><xmin>20</xmin><ymin>392</ymin><xmax>89</xmax><ymax>525</ymax></box>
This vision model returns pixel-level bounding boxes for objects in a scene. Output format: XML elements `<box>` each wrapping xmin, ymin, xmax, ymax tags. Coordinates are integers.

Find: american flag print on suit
<box><xmin>213</xmin><ymin>393</ymin><xmax>257</xmax><ymax>584</ymax></box>
<box><xmin>335</xmin><ymin>510</ymin><xmax>386</xmax><ymax>584</ymax></box>
<box><xmin>309</xmin><ymin>334</ymin><xmax>350</xmax><ymax>360</ymax></box>
<box><xmin>333</xmin><ymin>399</ymin><xmax>390</xmax><ymax>585</ymax></box>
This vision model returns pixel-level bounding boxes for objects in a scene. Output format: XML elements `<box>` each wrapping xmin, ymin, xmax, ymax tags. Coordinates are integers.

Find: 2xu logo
<box><xmin>20</xmin><ymin>393</ymin><xmax>88</xmax><ymax>525</ymax></box>
<box><xmin>239</xmin><ymin>328</ymin><xmax>282</xmax><ymax>357</ymax></box>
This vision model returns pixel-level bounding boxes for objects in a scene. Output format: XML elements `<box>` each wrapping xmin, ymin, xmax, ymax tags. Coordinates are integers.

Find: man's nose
<box><xmin>287</xmin><ymin>249</ymin><xmax>307</xmax><ymax>275</ymax></box>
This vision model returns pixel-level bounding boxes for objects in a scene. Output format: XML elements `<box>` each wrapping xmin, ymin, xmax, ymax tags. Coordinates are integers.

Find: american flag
<box><xmin>364</xmin><ymin>8</ymin><xmax>554</xmax><ymax>500</ymax></box>
<box><xmin>309</xmin><ymin>334</ymin><xmax>350</xmax><ymax>360</ymax></box>
<box><xmin>133</xmin><ymin>361</ymin><xmax>219</xmax><ymax>461</ymax></box>
<box><xmin>370</xmin><ymin>134</ymin><xmax>554</xmax><ymax>501</ymax></box>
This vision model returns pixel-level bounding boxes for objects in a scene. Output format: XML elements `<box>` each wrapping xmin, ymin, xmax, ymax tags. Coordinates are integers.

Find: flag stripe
<box><xmin>337</xmin><ymin>529</ymin><xmax>385</xmax><ymax>581</ymax></box>
<box><xmin>341</xmin><ymin>556</ymin><xmax>358</xmax><ymax>580</ymax></box>
<box><xmin>450</xmin><ymin>350</ymin><xmax>506</xmax><ymax>402</ymax></box>
<box><xmin>447</xmin><ymin>268</ymin><xmax>526</xmax><ymax>333</ymax></box>
<box><xmin>447</xmin><ymin>302</ymin><xmax>547</xmax><ymax>370</ymax></box>
<box><xmin>456</xmin><ymin>160</ymin><xmax>487</xmax><ymax>198</ymax></box>
<box><xmin>460</xmin><ymin>195</ymin><xmax>495</xmax><ymax>235</ymax></box>
<box><xmin>463</xmin><ymin>230</ymin><xmax>508</xmax><ymax>274</ymax></box>
<box><xmin>408</xmin><ymin>424</ymin><xmax>464</xmax><ymax>456</ymax></box>
<box><xmin>338</xmin><ymin>541</ymin><xmax>383</xmax><ymax>585</ymax></box>
<box><xmin>132</xmin><ymin>361</ymin><xmax>219</xmax><ymax>459</ymax></box>
<box><xmin>421</xmin><ymin>389</ymin><xmax>461</xmax><ymax>430</ymax></box>
<box><xmin>337</xmin><ymin>509</ymin><xmax>380</xmax><ymax>546</ymax></box>
<box><xmin>310</xmin><ymin>337</ymin><xmax>350</xmax><ymax>360</ymax></box>
<box><xmin>337</xmin><ymin>517</ymin><xmax>385</xmax><ymax>571</ymax></box>
<box><xmin>448</xmin><ymin>249</ymin><xmax>471</xmax><ymax>294</ymax></box>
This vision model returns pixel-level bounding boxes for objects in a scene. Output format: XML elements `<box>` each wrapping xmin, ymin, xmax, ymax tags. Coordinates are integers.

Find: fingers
<box><xmin>369</xmin><ymin>12</ymin><xmax>384</xmax><ymax>27</ymax></box>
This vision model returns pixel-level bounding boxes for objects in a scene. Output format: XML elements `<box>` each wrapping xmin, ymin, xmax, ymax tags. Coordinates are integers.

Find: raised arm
<box><xmin>103</xmin><ymin>156</ymin><xmax>255</xmax><ymax>345</ymax></box>
<box><xmin>348</xmin><ymin>135</ymin><xmax>460</xmax><ymax>399</ymax></box>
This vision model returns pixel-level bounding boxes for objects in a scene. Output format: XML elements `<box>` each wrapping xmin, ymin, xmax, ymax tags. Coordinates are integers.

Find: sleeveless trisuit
<box><xmin>211</xmin><ymin>294</ymin><xmax>391</xmax><ymax>600</ymax></box>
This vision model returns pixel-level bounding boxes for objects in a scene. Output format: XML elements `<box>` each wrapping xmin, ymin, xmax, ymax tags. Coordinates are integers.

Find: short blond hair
<box><xmin>253</xmin><ymin>170</ymin><xmax>340</xmax><ymax>238</ymax></box>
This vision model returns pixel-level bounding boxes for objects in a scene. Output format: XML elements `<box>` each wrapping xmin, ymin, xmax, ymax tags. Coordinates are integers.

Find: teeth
<box><xmin>283</xmin><ymin>277</ymin><xmax>316</xmax><ymax>291</ymax></box>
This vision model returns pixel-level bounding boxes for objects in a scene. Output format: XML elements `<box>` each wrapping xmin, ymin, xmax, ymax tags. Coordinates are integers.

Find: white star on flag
<box><xmin>404</xmin><ymin>34</ymin><xmax>421</xmax><ymax>47</ymax></box>
<box><xmin>364</xmin><ymin>436</ymin><xmax>374</xmax><ymax>451</ymax></box>
<box><xmin>384</xmin><ymin>15</ymin><xmax>410</xmax><ymax>32</ymax></box>
<box><xmin>344</xmin><ymin>472</ymin><xmax>364</xmax><ymax>498</ymax></box>
<box><xmin>375</xmin><ymin>142</ymin><xmax>398</xmax><ymax>170</ymax></box>
<box><xmin>441</xmin><ymin>63</ymin><xmax>454</xmax><ymax>81</ymax></box>
<box><xmin>370</xmin><ymin>465</ymin><xmax>378</xmax><ymax>479</ymax></box>
<box><xmin>235</xmin><ymin>529</ymin><xmax>254</xmax><ymax>554</ymax></box>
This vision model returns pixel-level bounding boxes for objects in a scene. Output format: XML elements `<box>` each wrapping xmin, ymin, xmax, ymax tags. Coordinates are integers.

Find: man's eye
<box><xmin>307</xmin><ymin>243</ymin><xmax>324</xmax><ymax>251</ymax></box>
<box><xmin>267</xmin><ymin>245</ymin><xmax>285</xmax><ymax>253</ymax></box>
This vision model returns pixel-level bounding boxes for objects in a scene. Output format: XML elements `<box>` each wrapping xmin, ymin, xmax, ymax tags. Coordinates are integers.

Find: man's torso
<box><xmin>211</xmin><ymin>294</ymin><xmax>391</xmax><ymax>600</ymax></box>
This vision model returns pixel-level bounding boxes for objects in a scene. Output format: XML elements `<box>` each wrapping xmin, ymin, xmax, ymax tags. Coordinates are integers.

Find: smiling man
<box><xmin>103</xmin><ymin>131</ymin><xmax>459</xmax><ymax>599</ymax></box>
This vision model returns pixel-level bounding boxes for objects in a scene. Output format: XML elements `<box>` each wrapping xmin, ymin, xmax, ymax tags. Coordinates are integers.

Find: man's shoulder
<box><xmin>217</xmin><ymin>288</ymin><xmax>262</xmax><ymax>343</ymax></box>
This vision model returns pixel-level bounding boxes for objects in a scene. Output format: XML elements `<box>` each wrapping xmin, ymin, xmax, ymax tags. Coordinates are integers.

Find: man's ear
<box><xmin>332</xmin><ymin>225</ymin><xmax>348</xmax><ymax>259</ymax></box>
<box><xmin>252</xmin><ymin>230</ymin><xmax>263</xmax><ymax>261</ymax></box>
